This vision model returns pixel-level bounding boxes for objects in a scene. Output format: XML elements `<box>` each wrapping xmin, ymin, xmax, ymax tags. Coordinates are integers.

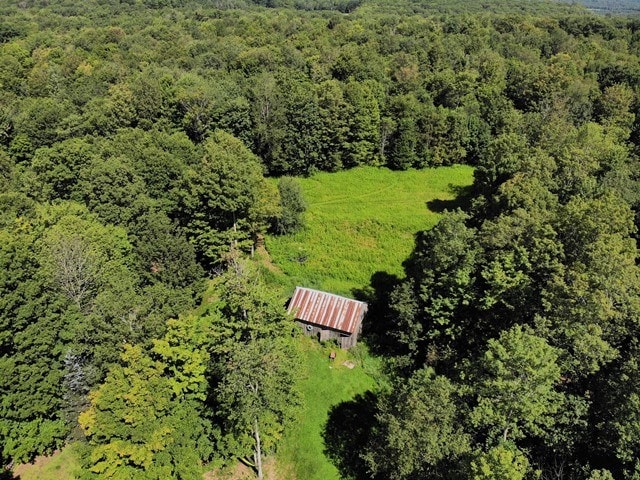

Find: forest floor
<box><xmin>10</xmin><ymin>444</ymin><xmax>81</xmax><ymax>479</ymax></box>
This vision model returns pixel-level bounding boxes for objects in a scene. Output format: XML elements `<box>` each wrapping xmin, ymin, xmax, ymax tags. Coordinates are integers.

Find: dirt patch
<box><xmin>12</xmin><ymin>450</ymin><xmax>60</xmax><ymax>478</ymax></box>
<box><xmin>263</xmin><ymin>457</ymin><xmax>282</xmax><ymax>480</ymax></box>
<box><xmin>342</xmin><ymin>360</ymin><xmax>356</xmax><ymax>369</ymax></box>
<box><xmin>268</xmin><ymin>456</ymin><xmax>295</xmax><ymax>480</ymax></box>
<box><xmin>203</xmin><ymin>462</ymin><xmax>254</xmax><ymax>480</ymax></box>
<box><xmin>203</xmin><ymin>457</ymin><xmax>281</xmax><ymax>480</ymax></box>
<box><xmin>255</xmin><ymin>244</ymin><xmax>282</xmax><ymax>274</ymax></box>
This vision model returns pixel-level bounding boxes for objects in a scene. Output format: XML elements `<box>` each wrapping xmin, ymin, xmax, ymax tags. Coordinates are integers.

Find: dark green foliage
<box><xmin>470</xmin><ymin>326</ymin><xmax>564</xmax><ymax>443</ymax></box>
<box><xmin>364</xmin><ymin>368</ymin><xmax>470</xmax><ymax>480</ymax></box>
<box><xmin>0</xmin><ymin>149</ymin><xmax>13</xmax><ymax>194</ymax></box>
<box><xmin>473</xmin><ymin>133</ymin><xmax>529</xmax><ymax>202</ymax></box>
<box><xmin>215</xmin><ymin>336</ymin><xmax>300</xmax><ymax>477</ymax></box>
<box><xmin>371</xmin><ymin>12</ymin><xmax>640</xmax><ymax>474</ymax></box>
<box><xmin>96</xmin><ymin>128</ymin><xmax>194</xmax><ymax>212</ymax></box>
<box><xmin>315</xmin><ymin>80</ymin><xmax>349</xmax><ymax>172</ymax></box>
<box><xmin>180</xmin><ymin>130</ymin><xmax>280</xmax><ymax>267</ymax></box>
<box><xmin>343</xmin><ymin>80</ymin><xmax>381</xmax><ymax>167</ymax></box>
<box><xmin>0</xmin><ymin>0</ymin><xmax>634</xmax><ymax>177</ymax></box>
<box><xmin>0</xmin><ymin>202</ymin><xmax>202</xmax><ymax>463</ymax></box>
<box><xmin>30</xmin><ymin>138</ymin><xmax>97</xmax><ymax>201</ymax></box>
<box><xmin>210</xmin><ymin>258</ymin><xmax>301</xmax><ymax>479</ymax></box>
<box><xmin>274</xmin><ymin>76</ymin><xmax>324</xmax><ymax>176</ymax></box>
<box><xmin>76</xmin><ymin>156</ymin><xmax>148</xmax><ymax>226</ymax></box>
<box><xmin>274</xmin><ymin>177</ymin><xmax>306</xmax><ymax>235</ymax></box>
<box><xmin>379</xmin><ymin>136</ymin><xmax>640</xmax><ymax>480</ymax></box>
<box><xmin>398</xmin><ymin>210</ymin><xmax>480</xmax><ymax>363</ymax></box>
<box><xmin>211</xmin><ymin>257</ymin><xmax>293</xmax><ymax>352</ymax></box>
<box><xmin>12</xmin><ymin>98</ymin><xmax>75</xmax><ymax>151</ymax></box>
<box><xmin>4</xmin><ymin>0</ymin><xmax>640</xmax><ymax>475</ymax></box>
<box><xmin>129</xmin><ymin>209</ymin><xmax>203</xmax><ymax>289</ymax></box>
<box><xmin>386</xmin><ymin>95</ymin><xmax>420</xmax><ymax>170</ymax></box>
<box><xmin>0</xmin><ymin>24</ymin><xmax>21</xmax><ymax>44</ymax></box>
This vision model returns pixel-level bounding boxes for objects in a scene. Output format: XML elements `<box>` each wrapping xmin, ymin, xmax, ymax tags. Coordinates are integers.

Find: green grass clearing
<box><xmin>267</xmin><ymin>165</ymin><xmax>472</xmax><ymax>478</ymax></box>
<box><xmin>275</xmin><ymin>337</ymin><xmax>381</xmax><ymax>480</ymax></box>
<box><xmin>266</xmin><ymin>165</ymin><xmax>474</xmax><ymax>296</ymax></box>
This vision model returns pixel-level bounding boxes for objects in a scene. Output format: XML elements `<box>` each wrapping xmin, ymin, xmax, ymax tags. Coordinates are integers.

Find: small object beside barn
<box><xmin>287</xmin><ymin>286</ymin><xmax>368</xmax><ymax>349</ymax></box>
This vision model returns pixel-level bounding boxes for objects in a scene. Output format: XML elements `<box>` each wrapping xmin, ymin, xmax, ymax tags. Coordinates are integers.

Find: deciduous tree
<box><xmin>470</xmin><ymin>325</ymin><xmax>563</xmax><ymax>443</ymax></box>
<box><xmin>79</xmin><ymin>344</ymin><xmax>211</xmax><ymax>480</ymax></box>
<box><xmin>216</xmin><ymin>337</ymin><xmax>300</xmax><ymax>480</ymax></box>
<box><xmin>364</xmin><ymin>368</ymin><xmax>470</xmax><ymax>480</ymax></box>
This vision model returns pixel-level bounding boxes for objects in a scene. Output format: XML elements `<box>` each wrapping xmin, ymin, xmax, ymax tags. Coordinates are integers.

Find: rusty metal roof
<box><xmin>287</xmin><ymin>287</ymin><xmax>368</xmax><ymax>335</ymax></box>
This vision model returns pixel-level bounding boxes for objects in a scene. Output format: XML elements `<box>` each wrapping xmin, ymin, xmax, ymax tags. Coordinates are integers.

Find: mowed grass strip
<box><xmin>266</xmin><ymin>165</ymin><xmax>474</xmax><ymax>296</ymax></box>
<box><xmin>275</xmin><ymin>338</ymin><xmax>379</xmax><ymax>480</ymax></box>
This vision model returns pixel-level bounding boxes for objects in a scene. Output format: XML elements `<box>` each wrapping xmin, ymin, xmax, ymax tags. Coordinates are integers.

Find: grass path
<box><xmin>275</xmin><ymin>338</ymin><xmax>379</xmax><ymax>480</ymax></box>
<box><xmin>265</xmin><ymin>165</ymin><xmax>474</xmax><ymax>296</ymax></box>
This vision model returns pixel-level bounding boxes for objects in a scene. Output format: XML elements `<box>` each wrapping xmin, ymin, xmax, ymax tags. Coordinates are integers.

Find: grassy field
<box><xmin>267</xmin><ymin>166</ymin><xmax>474</xmax><ymax>479</ymax></box>
<box><xmin>265</xmin><ymin>165</ymin><xmax>474</xmax><ymax>297</ymax></box>
<box><xmin>275</xmin><ymin>338</ymin><xmax>380</xmax><ymax>480</ymax></box>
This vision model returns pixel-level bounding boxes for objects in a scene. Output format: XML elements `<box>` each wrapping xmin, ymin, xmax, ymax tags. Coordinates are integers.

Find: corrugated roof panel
<box><xmin>288</xmin><ymin>287</ymin><xmax>368</xmax><ymax>334</ymax></box>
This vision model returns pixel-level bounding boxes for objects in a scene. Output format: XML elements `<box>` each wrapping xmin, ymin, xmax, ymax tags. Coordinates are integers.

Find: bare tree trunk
<box><xmin>254</xmin><ymin>418</ymin><xmax>263</xmax><ymax>480</ymax></box>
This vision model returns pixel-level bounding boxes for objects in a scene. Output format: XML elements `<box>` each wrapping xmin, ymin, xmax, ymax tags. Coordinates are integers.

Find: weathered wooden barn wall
<box><xmin>296</xmin><ymin>320</ymin><xmax>362</xmax><ymax>349</ymax></box>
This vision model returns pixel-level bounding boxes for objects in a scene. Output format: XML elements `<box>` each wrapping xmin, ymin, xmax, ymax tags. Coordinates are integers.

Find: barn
<box><xmin>287</xmin><ymin>286</ymin><xmax>368</xmax><ymax>349</ymax></box>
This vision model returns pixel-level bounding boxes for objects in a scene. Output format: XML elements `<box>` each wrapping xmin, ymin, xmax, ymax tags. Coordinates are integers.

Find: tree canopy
<box><xmin>4</xmin><ymin>0</ymin><xmax>640</xmax><ymax>478</ymax></box>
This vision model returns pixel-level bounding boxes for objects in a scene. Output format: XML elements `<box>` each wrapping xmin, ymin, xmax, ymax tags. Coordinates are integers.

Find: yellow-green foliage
<box><xmin>266</xmin><ymin>165</ymin><xmax>474</xmax><ymax>296</ymax></box>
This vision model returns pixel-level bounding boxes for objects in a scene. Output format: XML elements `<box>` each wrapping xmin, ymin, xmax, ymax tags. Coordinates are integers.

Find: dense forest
<box><xmin>3</xmin><ymin>0</ymin><xmax>640</xmax><ymax>478</ymax></box>
<box><xmin>557</xmin><ymin>0</ymin><xmax>640</xmax><ymax>15</ymax></box>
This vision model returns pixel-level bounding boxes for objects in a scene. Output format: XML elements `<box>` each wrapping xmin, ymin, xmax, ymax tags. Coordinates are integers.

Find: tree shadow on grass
<box><xmin>426</xmin><ymin>184</ymin><xmax>474</xmax><ymax>213</ymax></box>
<box><xmin>1</xmin><ymin>453</ymin><xmax>17</xmax><ymax>480</ymax></box>
<box><xmin>323</xmin><ymin>391</ymin><xmax>378</xmax><ymax>480</ymax></box>
<box><xmin>352</xmin><ymin>271</ymin><xmax>403</xmax><ymax>357</ymax></box>
<box><xmin>351</xmin><ymin>184</ymin><xmax>475</xmax><ymax>359</ymax></box>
